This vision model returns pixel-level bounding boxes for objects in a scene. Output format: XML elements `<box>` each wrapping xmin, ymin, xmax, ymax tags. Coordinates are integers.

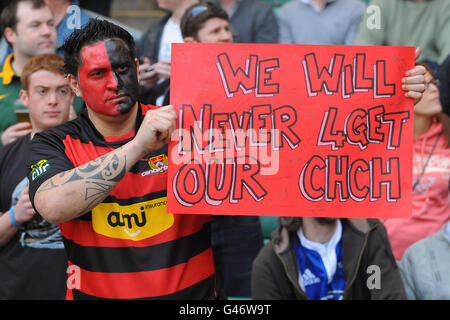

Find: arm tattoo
<box><xmin>37</xmin><ymin>149</ymin><xmax>128</xmax><ymax>209</ymax></box>
<box><xmin>82</xmin><ymin>181</ymin><xmax>115</xmax><ymax>213</ymax></box>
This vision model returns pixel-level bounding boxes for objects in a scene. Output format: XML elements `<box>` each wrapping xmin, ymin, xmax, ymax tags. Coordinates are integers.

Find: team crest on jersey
<box><xmin>30</xmin><ymin>160</ymin><xmax>50</xmax><ymax>181</ymax></box>
<box><xmin>142</xmin><ymin>154</ymin><xmax>168</xmax><ymax>176</ymax></box>
<box><xmin>149</xmin><ymin>154</ymin><xmax>168</xmax><ymax>171</ymax></box>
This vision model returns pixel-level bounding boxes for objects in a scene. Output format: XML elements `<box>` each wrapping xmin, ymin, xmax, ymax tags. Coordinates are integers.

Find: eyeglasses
<box><xmin>425</xmin><ymin>79</ymin><xmax>440</xmax><ymax>90</ymax></box>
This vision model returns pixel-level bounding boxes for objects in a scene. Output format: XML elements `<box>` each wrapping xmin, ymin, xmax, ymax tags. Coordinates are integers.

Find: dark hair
<box><xmin>438</xmin><ymin>55</ymin><xmax>450</xmax><ymax>117</ymax></box>
<box><xmin>61</xmin><ymin>18</ymin><xmax>136</xmax><ymax>77</ymax></box>
<box><xmin>0</xmin><ymin>0</ymin><xmax>46</xmax><ymax>41</ymax></box>
<box><xmin>416</xmin><ymin>61</ymin><xmax>450</xmax><ymax>148</ymax></box>
<box><xmin>180</xmin><ymin>2</ymin><xmax>229</xmax><ymax>39</ymax></box>
<box><xmin>416</xmin><ymin>61</ymin><xmax>438</xmax><ymax>81</ymax></box>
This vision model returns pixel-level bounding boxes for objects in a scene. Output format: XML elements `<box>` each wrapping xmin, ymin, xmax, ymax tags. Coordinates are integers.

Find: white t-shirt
<box><xmin>155</xmin><ymin>18</ymin><xmax>183</xmax><ymax>105</ymax></box>
<box><xmin>297</xmin><ymin>219</ymin><xmax>343</xmax><ymax>288</ymax></box>
<box><xmin>158</xmin><ymin>18</ymin><xmax>183</xmax><ymax>62</ymax></box>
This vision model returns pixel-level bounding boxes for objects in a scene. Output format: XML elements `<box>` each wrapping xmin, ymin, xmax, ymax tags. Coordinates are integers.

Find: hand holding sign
<box><xmin>134</xmin><ymin>105</ymin><xmax>177</xmax><ymax>155</ymax></box>
<box><xmin>403</xmin><ymin>48</ymin><xmax>426</xmax><ymax>104</ymax></box>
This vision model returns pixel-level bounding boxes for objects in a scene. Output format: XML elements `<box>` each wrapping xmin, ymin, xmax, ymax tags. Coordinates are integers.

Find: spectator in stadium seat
<box><xmin>0</xmin><ymin>53</ymin><xmax>72</xmax><ymax>299</ymax></box>
<box><xmin>383</xmin><ymin>62</ymin><xmax>450</xmax><ymax>260</ymax></box>
<box><xmin>400</xmin><ymin>221</ymin><xmax>450</xmax><ymax>299</ymax></box>
<box><xmin>252</xmin><ymin>217</ymin><xmax>407</xmax><ymax>299</ymax></box>
<box><xmin>0</xmin><ymin>0</ymin><xmax>57</xmax><ymax>146</ymax></box>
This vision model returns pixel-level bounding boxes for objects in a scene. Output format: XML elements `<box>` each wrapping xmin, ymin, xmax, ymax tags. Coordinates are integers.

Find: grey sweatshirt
<box><xmin>400</xmin><ymin>223</ymin><xmax>450</xmax><ymax>300</ymax></box>
<box><xmin>277</xmin><ymin>0</ymin><xmax>366</xmax><ymax>45</ymax></box>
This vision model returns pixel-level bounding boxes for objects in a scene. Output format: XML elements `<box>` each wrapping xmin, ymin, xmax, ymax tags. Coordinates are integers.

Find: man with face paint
<box><xmin>76</xmin><ymin>39</ymin><xmax>140</xmax><ymax>117</ymax></box>
<box><xmin>27</xmin><ymin>19</ymin><xmax>221</xmax><ymax>300</ymax></box>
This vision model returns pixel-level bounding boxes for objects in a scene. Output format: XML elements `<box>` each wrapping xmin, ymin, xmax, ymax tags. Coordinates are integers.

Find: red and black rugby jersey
<box><xmin>28</xmin><ymin>104</ymin><xmax>217</xmax><ymax>299</ymax></box>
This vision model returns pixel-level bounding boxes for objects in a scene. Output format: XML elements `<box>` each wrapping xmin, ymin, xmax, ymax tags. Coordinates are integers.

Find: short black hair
<box><xmin>61</xmin><ymin>18</ymin><xmax>136</xmax><ymax>77</ymax></box>
<box><xmin>0</xmin><ymin>0</ymin><xmax>46</xmax><ymax>42</ymax></box>
<box><xmin>180</xmin><ymin>2</ymin><xmax>229</xmax><ymax>39</ymax></box>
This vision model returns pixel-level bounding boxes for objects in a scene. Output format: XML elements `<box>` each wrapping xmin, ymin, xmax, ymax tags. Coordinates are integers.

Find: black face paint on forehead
<box><xmin>104</xmin><ymin>38</ymin><xmax>134</xmax><ymax>66</ymax></box>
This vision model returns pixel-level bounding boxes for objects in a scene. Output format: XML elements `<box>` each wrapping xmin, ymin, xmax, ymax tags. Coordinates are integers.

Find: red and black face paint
<box><xmin>78</xmin><ymin>38</ymin><xmax>139</xmax><ymax>116</ymax></box>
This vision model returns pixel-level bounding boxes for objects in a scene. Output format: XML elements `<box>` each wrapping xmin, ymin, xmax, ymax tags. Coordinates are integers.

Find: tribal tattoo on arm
<box><xmin>37</xmin><ymin>148</ymin><xmax>128</xmax><ymax>214</ymax></box>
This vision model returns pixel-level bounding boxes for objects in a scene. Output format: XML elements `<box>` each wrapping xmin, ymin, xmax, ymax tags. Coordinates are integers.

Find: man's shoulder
<box><xmin>279</xmin><ymin>0</ymin><xmax>366</xmax><ymax>13</ymax></box>
<box><xmin>33</xmin><ymin>117</ymin><xmax>84</xmax><ymax>145</ymax></box>
<box><xmin>0</xmin><ymin>54</ymin><xmax>18</xmax><ymax>86</ymax></box>
<box><xmin>0</xmin><ymin>77</ymin><xmax>20</xmax><ymax>90</ymax></box>
<box><xmin>338</xmin><ymin>0</ymin><xmax>367</xmax><ymax>6</ymax></box>
<box><xmin>141</xmin><ymin>13</ymin><xmax>172</xmax><ymax>38</ymax></box>
<box><xmin>278</xmin><ymin>0</ymin><xmax>301</xmax><ymax>13</ymax></box>
<box><xmin>137</xmin><ymin>13</ymin><xmax>171</xmax><ymax>56</ymax></box>
<box><xmin>0</xmin><ymin>73</ymin><xmax>20</xmax><ymax>92</ymax></box>
<box><xmin>0</xmin><ymin>77</ymin><xmax>21</xmax><ymax>113</ymax></box>
<box><xmin>336</xmin><ymin>0</ymin><xmax>366</xmax><ymax>13</ymax></box>
<box><xmin>404</xmin><ymin>227</ymin><xmax>448</xmax><ymax>258</ymax></box>
<box><xmin>79</xmin><ymin>8</ymin><xmax>95</xmax><ymax>23</ymax></box>
<box><xmin>243</xmin><ymin>0</ymin><xmax>275</xmax><ymax>12</ymax></box>
<box><xmin>343</xmin><ymin>218</ymin><xmax>381</xmax><ymax>234</ymax></box>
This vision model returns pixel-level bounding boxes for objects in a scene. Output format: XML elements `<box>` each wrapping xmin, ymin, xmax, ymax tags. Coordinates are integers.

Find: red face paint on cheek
<box><xmin>78</xmin><ymin>42</ymin><xmax>121</xmax><ymax>116</ymax></box>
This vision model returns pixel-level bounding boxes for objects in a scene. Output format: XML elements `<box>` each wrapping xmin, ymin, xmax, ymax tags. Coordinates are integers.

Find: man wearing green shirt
<box><xmin>355</xmin><ymin>0</ymin><xmax>450</xmax><ymax>65</ymax></box>
<box><xmin>0</xmin><ymin>0</ymin><xmax>57</xmax><ymax>146</ymax></box>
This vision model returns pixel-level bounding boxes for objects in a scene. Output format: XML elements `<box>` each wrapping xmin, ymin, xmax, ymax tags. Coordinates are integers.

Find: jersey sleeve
<box><xmin>27</xmin><ymin>130</ymin><xmax>75</xmax><ymax>209</ymax></box>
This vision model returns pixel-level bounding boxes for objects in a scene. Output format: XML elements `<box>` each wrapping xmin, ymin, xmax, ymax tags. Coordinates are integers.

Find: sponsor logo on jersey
<box><xmin>92</xmin><ymin>197</ymin><xmax>174</xmax><ymax>241</ymax></box>
<box><xmin>141</xmin><ymin>154</ymin><xmax>168</xmax><ymax>176</ymax></box>
<box><xmin>30</xmin><ymin>160</ymin><xmax>50</xmax><ymax>181</ymax></box>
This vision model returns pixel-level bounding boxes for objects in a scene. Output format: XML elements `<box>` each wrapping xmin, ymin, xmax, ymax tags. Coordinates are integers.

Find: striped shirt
<box><xmin>28</xmin><ymin>104</ymin><xmax>218</xmax><ymax>299</ymax></box>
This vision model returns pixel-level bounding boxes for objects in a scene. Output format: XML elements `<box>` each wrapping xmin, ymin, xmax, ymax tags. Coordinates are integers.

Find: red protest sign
<box><xmin>168</xmin><ymin>43</ymin><xmax>414</xmax><ymax>218</ymax></box>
